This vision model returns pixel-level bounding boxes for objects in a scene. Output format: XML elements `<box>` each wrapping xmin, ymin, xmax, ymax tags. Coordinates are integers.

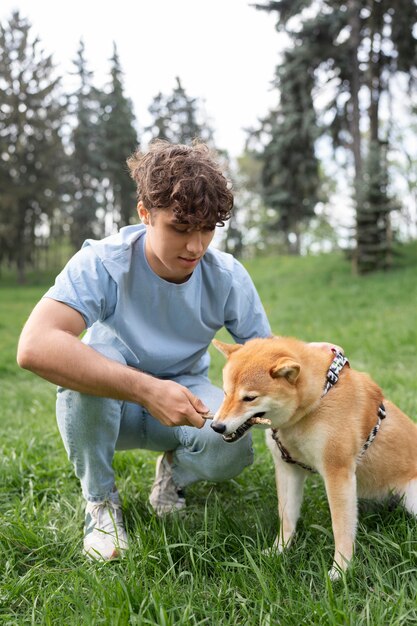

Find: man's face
<box><xmin>138</xmin><ymin>203</ymin><xmax>216</xmax><ymax>283</ymax></box>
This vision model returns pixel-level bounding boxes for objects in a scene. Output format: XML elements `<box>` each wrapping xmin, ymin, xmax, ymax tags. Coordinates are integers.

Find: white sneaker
<box><xmin>83</xmin><ymin>498</ymin><xmax>128</xmax><ymax>560</ymax></box>
<box><xmin>149</xmin><ymin>454</ymin><xmax>186</xmax><ymax>516</ymax></box>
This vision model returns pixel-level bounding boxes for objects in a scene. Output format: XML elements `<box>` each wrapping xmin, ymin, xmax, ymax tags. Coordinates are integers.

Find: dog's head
<box><xmin>211</xmin><ymin>337</ymin><xmax>309</xmax><ymax>443</ymax></box>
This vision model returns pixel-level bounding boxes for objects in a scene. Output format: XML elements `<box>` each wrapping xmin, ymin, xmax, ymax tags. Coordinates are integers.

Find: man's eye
<box><xmin>242</xmin><ymin>396</ymin><xmax>257</xmax><ymax>402</ymax></box>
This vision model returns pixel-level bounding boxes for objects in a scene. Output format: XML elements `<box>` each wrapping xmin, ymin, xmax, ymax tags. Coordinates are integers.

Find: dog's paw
<box><xmin>262</xmin><ymin>538</ymin><xmax>286</xmax><ymax>556</ymax></box>
<box><xmin>328</xmin><ymin>565</ymin><xmax>343</xmax><ymax>582</ymax></box>
<box><xmin>263</xmin><ymin>546</ymin><xmax>281</xmax><ymax>557</ymax></box>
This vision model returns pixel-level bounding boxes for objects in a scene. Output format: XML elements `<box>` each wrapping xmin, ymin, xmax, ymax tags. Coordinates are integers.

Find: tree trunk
<box><xmin>347</xmin><ymin>0</ymin><xmax>363</xmax><ymax>273</ymax></box>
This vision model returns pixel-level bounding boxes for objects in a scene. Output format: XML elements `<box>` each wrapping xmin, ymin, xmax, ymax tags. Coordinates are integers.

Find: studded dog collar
<box><xmin>271</xmin><ymin>351</ymin><xmax>386</xmax><ymax>473</ymax></box>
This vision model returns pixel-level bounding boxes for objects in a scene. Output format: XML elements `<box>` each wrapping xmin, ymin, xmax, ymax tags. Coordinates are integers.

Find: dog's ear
<box><xmin>270</xmin><ymin>358</ymin><xmax>300</xmax><ymax>383</ymax></box>
<box><xmin>212</xmin><ymin>339</ymin><xmax>242</xmax><ymax>358</ymax></box>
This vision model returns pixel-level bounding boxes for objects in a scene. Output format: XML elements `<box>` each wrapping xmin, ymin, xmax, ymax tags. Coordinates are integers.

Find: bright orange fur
<box><xmin>212</xmin><ymin>336</ymin><xmax>417</xmax><ymax>580</ymax></box>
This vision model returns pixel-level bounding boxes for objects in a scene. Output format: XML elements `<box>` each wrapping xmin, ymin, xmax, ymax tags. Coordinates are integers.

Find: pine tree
<box><xmin>147</xmin><ymin>77</ymin><xmax>214</xmax><ymax>145</ymax></box>
<box><xmin>100</xmin><ymin>43</ymin><xmax>138</xmax><ymax>229</ymax></box>
<box><xmin>68</xmin><ymin>40</ymin><xmax>103</xmax><ymax>249</ymax></box>
<box><xmin>0</xmin><ymin>11</ymin><xmax>66</xmax><ymax>281</ymax></box>
<box><xmin>148</xmin><ymin>92</ymin><xmax>172</xmax><ymax>142</ymax></box>
<box><xmin>254</xmin><ymin>47</ymin><xmax>320</xmax><ymax>254</ymax></box>
<box><xmin>256</xmin><ymin>0</ymin><xmax>417</xmax><ymax>272</ymax></box>
<box><xmin>146</xmin><ymin>78</ymin><xmax>242</xmax><ymax>250</ymax></box>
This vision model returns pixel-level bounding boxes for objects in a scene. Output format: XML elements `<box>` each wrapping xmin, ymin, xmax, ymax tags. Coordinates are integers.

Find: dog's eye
<box><xmin>242</xmin><ymin>395</ymin><xmax>257</xmax><ymax>402</ymax></box>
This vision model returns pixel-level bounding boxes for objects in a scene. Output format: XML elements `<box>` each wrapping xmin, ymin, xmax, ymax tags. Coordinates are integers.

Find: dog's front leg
<box><xmin>274</xmin><ymin>459</ymin><xmax>307</xmax><ymax>552</ymax></box>
<box><xmin>266</xmin><ymin>429</ymin><xmax>306</xmax><ymax>552</ymax></box>
<box><xmin>323</xmin><ymin>466</ymin><xmax>357</xmax><ymax>581</ymax></box>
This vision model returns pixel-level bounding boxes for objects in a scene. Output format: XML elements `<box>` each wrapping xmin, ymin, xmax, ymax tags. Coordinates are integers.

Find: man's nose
<box><xmin>186</xmin><ymin>231</ymin><xmax>204</xmax><ymax>255</ymax></box>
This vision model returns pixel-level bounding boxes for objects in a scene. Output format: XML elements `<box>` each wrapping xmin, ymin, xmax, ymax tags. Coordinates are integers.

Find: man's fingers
<box><xmin>146</xmin><ymin>380</ymin><xmax>211</xmax><ymax>428</ymax></box>
<box><xmin>191</xmin><ymin>394</ymin><xmax>209</xmax><ymax>414</ymax></box>
<box><xmin>200</xmin><ymin>410</ymin><xmax>214</xmax><ymax>420</ymax></box>
<box><xmin>182</xmin><ymin>390</ymin><xmax>209</xmax><ymax>427</ymax></box>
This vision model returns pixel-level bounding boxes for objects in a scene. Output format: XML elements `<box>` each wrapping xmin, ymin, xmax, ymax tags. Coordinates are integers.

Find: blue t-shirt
<box><xmin>44</xmin><ymin>225</ymin><xmax>271</xmax><ymax>378</ymax></box>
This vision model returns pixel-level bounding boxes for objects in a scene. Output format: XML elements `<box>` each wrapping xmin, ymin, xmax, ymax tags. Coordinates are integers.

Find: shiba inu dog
<box><xmin>211</xmin><ymin>336</ymin><xmax>417</xmax><ymax>580</ymax></box>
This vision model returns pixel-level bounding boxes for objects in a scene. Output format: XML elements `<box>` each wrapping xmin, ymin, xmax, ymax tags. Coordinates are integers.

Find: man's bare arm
<box><xmin>17</xmin><ymin>298</ymin><xmax>206</xmax><ymax>427</ymax></box>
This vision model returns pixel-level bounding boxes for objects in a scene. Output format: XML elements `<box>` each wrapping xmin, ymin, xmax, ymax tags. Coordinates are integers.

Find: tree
<box><xmin>147</xmin><ymin>77</ymin><xmax>214</xmax><ymax>145</ymax></box>
<box><xmin>0</xmin><ymin>11</ymin><xmax>66</xmax><ymax>281</ymax></box>
<box><xmin>100</xmin><ymin>43</ymin><xmax>138</xmax><ymax>229</ymax></box>
<box><xmin>146</xmin><ymin>77</ymin><xmax>243</xmax><ymax>250</ymax></box>
<box><xmin>68</xmin><ymin>40</ymin><xmax>104</xmax><ymax>249</ymax></box>
<box><xmin>229</xmin><ymin>149</ymin><xmax>270</xmax><ymax>257</ymax></box>
<box><xmin>148</xmin><ymin>91</ymin><xmax>174</xmax><ymax>143</ymax></box>
<box><xmin>388</xmin><ymin>103</ymin><xmax>417</xmax><ymax>241</ymax></box>
<box><xmin>251</xmin><ymin>47</ymin><xmax>321</xmax><ymax>254</ymax></box>
<box><xmin>255</xmin><ymin>0</ymin><xmax>417</xmax><ymax>272</ymax></box>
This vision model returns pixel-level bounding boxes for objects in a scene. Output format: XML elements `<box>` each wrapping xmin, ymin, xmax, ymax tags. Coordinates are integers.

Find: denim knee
<box><xmin>204</xmin><ymin>435</ymin><xmax>254</xmax><ymax>482</ymax></box>
<box><xmin>55</xmin><ymin>343</ymin><xmax>128</xmax><ymax>501</ymax></box>
<box><xmin>173</xmin><ymin>423</ymin><xmax>254</xmax><ymax>486</ymax></box>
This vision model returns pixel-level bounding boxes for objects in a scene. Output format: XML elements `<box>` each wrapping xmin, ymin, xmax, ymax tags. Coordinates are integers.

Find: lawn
<box><xmin>0</xmin><ymin>243</ymin><xmax>416</xmax><ymax>625</ymax></box>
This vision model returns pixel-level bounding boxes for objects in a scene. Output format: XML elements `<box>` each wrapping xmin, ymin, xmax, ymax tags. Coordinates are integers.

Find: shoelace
<box><xmin>90</xmin><ymin>501</ymin><xmax>123</xmax><ymax>532</ymax></box>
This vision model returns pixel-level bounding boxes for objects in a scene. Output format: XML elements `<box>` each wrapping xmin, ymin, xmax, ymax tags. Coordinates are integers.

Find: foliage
<box><xmin>254</xmin><ymin>0</ymin><xmax>417</xmax><ymax>272</ymax></box>
<box><xmin>147</xmin><ymin>76</ymin><xmax>214</xmax><ymax>145</ymax></box>
<box><xmin>67</xmin><ymin>40</ymin><xmax>105</xmax><ymax>249</ymax></box>
<box><xmin>0</xmin><ymin>11</ymin><xmax>66</xmax><ymax>282</ymax></box>
<box><xmin>388</xmin><ymin>105</ymin><xmax>417</xmax><ymax>241</ymax></box>
<box><xmin>100</xmin><ymin>43</ymin><xmax>138</xmax><ymax>229</ymax></box>
<box><xmin>1</xmin><ymin>243</ymin><xmax>416</xmax><ymax>623</ymax></box>
<box><xmin>1</xmin><ymin>6</ymin><xmax>415</xmax><ymax>280</ymax></box>
<box><xmin>67</xmin><ymin>40</ymin><xmax>139</xmax><ymax>246</ymax></box>
<box><xmin>233</xmin><ymin>150</ymin><xmax>281</xmax><ymax>256</ymax></box>
<box><xmin>145</xmin><ymin>76</ymin><xmax>245</xmax><ymax>254</ymax></box>
<box><xmin>355</xmin><ymin>140</ymin><xmax>400</xmax><ymax>272</ymax></box>
<box><xmin>252</xmin><ymin>46</ymin><xmax>321</xmax><ymax>254</ymax></box>
<box><xmin>0</xmin><ymin>17</ymin><xmax>140</xmax><ymax>274</ymax></box>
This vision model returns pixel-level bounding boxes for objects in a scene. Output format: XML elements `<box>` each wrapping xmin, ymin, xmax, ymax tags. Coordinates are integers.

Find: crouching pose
<box><xmin>17</xmin><ymin>141</ymin><xmax>272</xmax><ymax>560</ymax></box>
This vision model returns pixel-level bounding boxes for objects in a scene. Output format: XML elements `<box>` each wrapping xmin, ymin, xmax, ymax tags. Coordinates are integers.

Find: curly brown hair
<box><xmin>127</xmin><ymin>140</ymin><xmax>233</xmax><ymax>228</ymax></box>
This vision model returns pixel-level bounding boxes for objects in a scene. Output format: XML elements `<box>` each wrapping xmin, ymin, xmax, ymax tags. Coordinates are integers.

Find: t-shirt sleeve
<box><xmin>42</xmin><ymin>246</ymin><xmax>117</xmax><ymax>328</ymax></box>
<box><xmin>224</xmin><ymin>260</ymin><xmax>271</xmax><ymax>343</ymax></box>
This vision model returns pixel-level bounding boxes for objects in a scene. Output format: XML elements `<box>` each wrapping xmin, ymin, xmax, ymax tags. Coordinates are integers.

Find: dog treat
<box><xmin>201</xmin><ymin>412</ymin><xmax>271</xmax><ymax>426</ymax></box>
<box><xmin>248</xmin><ymin>416</ymin><xmax>272</xmax><ymax>426</ymax></box>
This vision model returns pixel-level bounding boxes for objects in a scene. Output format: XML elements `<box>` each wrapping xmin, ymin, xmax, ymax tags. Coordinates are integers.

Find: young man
<box><xmin>17</xmin><ymin>141</ymin><xmax>272</xmax><ymax>560</ymax></box>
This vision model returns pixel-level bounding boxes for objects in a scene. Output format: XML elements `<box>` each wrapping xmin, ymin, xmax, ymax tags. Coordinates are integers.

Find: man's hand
<box><xmin>142</xmin><ymin>378</ymin><xmax>209</xmax><ymax>428</ymax></box>
<box><xmin>18</xmin><ymin>299</ymin><xmax>210</xmax><ymax>428</ymax></box>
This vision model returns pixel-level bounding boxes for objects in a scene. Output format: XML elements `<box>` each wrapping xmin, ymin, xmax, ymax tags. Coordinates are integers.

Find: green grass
<box><xmin>1</xmin><ymin>243</ymin><xmax>416</xmax><ymax>625</ymax></box>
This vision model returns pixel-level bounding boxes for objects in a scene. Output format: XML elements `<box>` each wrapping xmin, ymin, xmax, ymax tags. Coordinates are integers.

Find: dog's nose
<box><xmin>210</xmin><ymin>422</ymin><xmax>226</xmax><ymax>434</ymax></box>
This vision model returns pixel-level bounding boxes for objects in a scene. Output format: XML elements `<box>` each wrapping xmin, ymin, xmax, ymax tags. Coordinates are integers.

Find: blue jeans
<box><xmin>56</xmin><ymin>346</ymin><xmax>254</xmax><ymax>502</ymax></box>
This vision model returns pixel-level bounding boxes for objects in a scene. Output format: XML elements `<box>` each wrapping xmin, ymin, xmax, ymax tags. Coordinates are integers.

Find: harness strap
<box><xmin>271</xmin><ymin>429</ymin><xmax>317</xmax><ymax>474</ymax></box>
<box><xmin>272</xmin><ymin>351</ymin><xmax>386</xmax><ymax>473</ymax></box>
<box><xmin>357</xmin><ymin>402</ymin><xmax>386</xmax><ymax>460</ymax></box>
<box><xmin>322</xmin><ymin>350</ymin><xmax>350</xmax><ymax>396</ymax></box>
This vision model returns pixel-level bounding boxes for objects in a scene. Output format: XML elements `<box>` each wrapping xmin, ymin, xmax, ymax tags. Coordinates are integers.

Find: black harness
<box><xmin>271</xmin><ymin>351</ymin><xmax>386</xmax><ymax>473</ymax></box>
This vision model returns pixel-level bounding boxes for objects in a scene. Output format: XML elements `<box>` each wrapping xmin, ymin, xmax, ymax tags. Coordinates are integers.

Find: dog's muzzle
<box><xmin>211</xmin><ymin>414</ymin><xmax>271</xmax><ymax>443</ymax></box>
<box><xmin>210</xmin><ymin>422</ymin><xmax>227</xmax><ymax>434</ymax></box>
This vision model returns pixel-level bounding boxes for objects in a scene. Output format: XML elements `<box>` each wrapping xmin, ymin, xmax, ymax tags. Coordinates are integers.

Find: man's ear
<box><xmin>212</xmin><ymin>339</ymin><xmax>242</xmax><ymax>358</ymax></box>
<box><xmin>270</xmin><ymin>358</ymin><xmax>301</xmax><ymax>383</ymax></box>
<box><xmin>137</xmin><ymin>201</ymin><xmax>150</xmax><ymax>225</ymax></box>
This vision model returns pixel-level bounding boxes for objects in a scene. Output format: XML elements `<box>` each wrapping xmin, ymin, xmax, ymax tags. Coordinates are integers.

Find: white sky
<box><xmin>1</xmin><ymin>0</ymin><xmax>286</xmax><ymax>156</ymax></box>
